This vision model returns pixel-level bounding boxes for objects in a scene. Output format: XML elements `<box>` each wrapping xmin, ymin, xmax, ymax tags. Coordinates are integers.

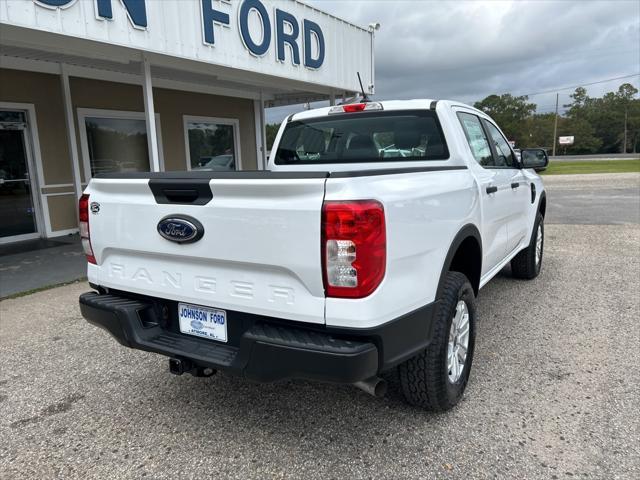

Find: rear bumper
<box><xmin>79</xmin><ymin>290</ymin><xmax>436</xmax><ymax>384</ymax></box>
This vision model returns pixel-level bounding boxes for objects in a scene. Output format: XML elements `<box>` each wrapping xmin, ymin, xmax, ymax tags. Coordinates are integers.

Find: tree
<box><xmin>589</xmin><ymin>91</ymin><xmax>629</xmax><ymax>153</ymax></box>
<box><xmin>561</xmin><ymin>84</ymin><xmax>638</xmax><ymax>153</ymax></box>
<box><xmin>617</xmin><ymin>83</ymin><xmax>639</xmax><ymax>153</ymax></box>
<box><xmin>564</xmin><ymin>87</ymin><xmax>588</xmax><ymax>119</ymax></box>
<box><xmin>523</xmin><ymin>113</ymin><xmax>555</xmax><ymax>149</ymax></box>
<box><xmin>559</xmin><ymin>117</ymin><xmax>602</xmax><ymax>154</ymax></box>
<box><xmin>617</xmin><ymin>83</ymin><xmax>638</xmax><ymax>102</ymax></box>
<box><xmin>626</xmin><ymin>96</ymin><xmax>640</xmax><ymax>153</ymax></box>
<box><xmin>474</xmin><ymin>94</ymin><xmax>536</xmax><ymax>146</ymax></box>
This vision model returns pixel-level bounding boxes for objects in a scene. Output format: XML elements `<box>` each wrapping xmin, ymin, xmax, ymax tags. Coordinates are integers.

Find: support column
<box><xmin>329</xmin><ymin>91</ymin><xmax>336</xmax><ymax>106</ymax></box>
<box><xmin>253</xmin><ymin>92</ymin><xmax>268</xmax><ymax>170</ymax></box>
<box><xmin>59</xmin><ymin>64</ymin><xmax>83</xmax><ymax>204</ymax></box>
<box><xmin>253</xmin><ymin>98</ymin><xmax>264</xmax><ymax>170</ymax></box>
<box><xmin>260</xmin><ymin>94</ymin><xmax>267</xmax><ymax>169</ymax></box>
<box><xmin>141</xmin><ymin>54</ymin><xmax>161</xmax><ymax>172</ymax></box>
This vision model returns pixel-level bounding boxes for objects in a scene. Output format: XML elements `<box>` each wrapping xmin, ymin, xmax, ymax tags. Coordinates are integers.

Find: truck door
<box><xmin>456</xmin><ymin>111</ymin><xmax>511</xmax><ymax>275</ymax></box>
<box><xmin>482</xmin><ymin>120</ymin><xmax>531</xmax><ymax>254</ymax></box>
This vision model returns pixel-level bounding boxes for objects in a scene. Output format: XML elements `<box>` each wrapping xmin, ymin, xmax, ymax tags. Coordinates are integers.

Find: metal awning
<box><xmin>0</xmin><ymin>26</ymin><xmax>357</xmax><ymax>106</ymax></box>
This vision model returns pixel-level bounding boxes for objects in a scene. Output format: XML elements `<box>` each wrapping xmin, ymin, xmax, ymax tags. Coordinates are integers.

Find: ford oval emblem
<box><xmin>191</xmin><ymin>320</ymin><xmax>204</xmax><ymax>330</ymax></box>
<box><xmin>157</xmin><ymin>215</ymin><xmax>204</xmax><ymax>244</ymax></box>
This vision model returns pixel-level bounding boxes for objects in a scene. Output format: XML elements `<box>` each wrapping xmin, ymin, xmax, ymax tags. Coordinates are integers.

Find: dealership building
<box><xmin>0</xmin><ymin>0</ymin><xmax>375</xmax><ymax>244</ymax></box>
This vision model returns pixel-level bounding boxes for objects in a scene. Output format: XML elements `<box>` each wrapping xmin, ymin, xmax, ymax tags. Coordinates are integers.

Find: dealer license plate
<box><xmin>178</xmin><ymin>302</ymin><xmax>227</xmax><ymax>343</ymax></box>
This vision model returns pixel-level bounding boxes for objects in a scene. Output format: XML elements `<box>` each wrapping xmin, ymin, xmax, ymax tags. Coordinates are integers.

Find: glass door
<box><xmin>0</xmin><ymin>110</ymin><xmax>39</xmax><ymax>241</ymax></box>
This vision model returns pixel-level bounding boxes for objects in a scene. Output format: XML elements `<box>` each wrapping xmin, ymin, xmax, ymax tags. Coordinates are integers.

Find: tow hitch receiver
<box><xmin>169</xmin><ymin>358</ymin><xmax>216</xmax><ymax>378</ymax></box>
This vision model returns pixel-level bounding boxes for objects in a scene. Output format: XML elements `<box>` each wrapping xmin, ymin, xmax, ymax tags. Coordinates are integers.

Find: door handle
<box><xmin>486</xmin><ymin>186</ymin><xmax>498</xmax><ymax>194</ymax></box>
<box><xmin>511</xmin><ymin>182</ymin><xmax>520</xmax><ymax>189</ymax></box>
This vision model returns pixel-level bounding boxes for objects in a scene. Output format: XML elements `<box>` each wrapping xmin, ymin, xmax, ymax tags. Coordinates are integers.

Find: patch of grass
<box><xmin>0</xmin><ymin>277</ymin><xmax>87</xmax><ymax>301</ymax></box>
<box><xmin>541</xmin><ymin>159</ymin><xmax>640</xmax><ymax>175</ymax></box>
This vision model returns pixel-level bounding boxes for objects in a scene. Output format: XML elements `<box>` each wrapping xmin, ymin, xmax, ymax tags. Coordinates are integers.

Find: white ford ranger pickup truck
<box><xmin>79</xmin><ymin>100</ymin><xmax>548</xmax><ymax>411</ymax></box>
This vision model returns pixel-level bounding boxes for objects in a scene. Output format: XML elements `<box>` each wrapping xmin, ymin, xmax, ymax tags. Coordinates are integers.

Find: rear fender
<box><xmin>436</xmin><ymin>224</ymin><xmax>482</xmax><ymax>297</ymax></box>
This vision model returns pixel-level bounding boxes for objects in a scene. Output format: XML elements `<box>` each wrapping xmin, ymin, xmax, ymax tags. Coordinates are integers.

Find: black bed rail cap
<box><xmin>93</xmin><ymin>170</ymin><xmax>330</xmax><ymax>180</ymax></box>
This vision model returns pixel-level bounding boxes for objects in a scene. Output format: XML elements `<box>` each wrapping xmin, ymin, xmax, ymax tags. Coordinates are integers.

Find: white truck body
<box><xmin>79</xmin><ymin>99</ymin><xmax>547</xmax><ymax>409</ymax></box>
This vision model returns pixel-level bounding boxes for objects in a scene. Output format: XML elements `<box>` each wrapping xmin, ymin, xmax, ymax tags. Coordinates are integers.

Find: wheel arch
<box><xmin>437</xmin><ymin>224</ymin><xmax>483</xmax><ymax>297</ymax></box>
<box><xmin>538</xmin><ymin>191</ymin><xmax>547</xmax><ymax>218</ymax></box>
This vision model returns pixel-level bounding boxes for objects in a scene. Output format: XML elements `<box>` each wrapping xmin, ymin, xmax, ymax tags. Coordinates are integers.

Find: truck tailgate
<box><xmin>85</xmin><ymin>174</ymin><xmax>328</xmax><ymax>324</ymax></box>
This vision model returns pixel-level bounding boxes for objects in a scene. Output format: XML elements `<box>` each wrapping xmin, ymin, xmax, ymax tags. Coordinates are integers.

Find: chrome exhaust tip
<box><xmin>354</xmin><ymin>376</ymin><xmax>387</xmax><ymax>397</ymax></box>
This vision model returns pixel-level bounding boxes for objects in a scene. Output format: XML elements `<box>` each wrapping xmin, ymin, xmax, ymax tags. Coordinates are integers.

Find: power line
<box><xmin>519</xmin><ymin>73</ymin><xmax>640</xmax><ymax>98</ymax></box>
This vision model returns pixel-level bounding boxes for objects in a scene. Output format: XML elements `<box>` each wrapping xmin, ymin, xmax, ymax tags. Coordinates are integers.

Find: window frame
<box><xmin>480</xmin><ymin>119</ymin><xmax>518</xmax><ymax>169</ymax></box>
<box><xmin>183</xmin><ymin>115</ymin><xmax>242</xmax><ymax>171</ymax></box>
<box><xmin>77</xmin><ymin>108</ymin><xmax>164</xmax><ymax>184</ymax></box>
<box><xmin>273</xmin><ymin>109</ymin><xmax>450</xmax><ymax>165</ymax></box>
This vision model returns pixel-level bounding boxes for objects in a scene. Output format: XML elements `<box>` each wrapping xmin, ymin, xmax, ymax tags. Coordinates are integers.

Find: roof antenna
<box><xmin>357</xmin><ymin>72</ymin><xmax>370</xmax><ymax>102</ymax></box>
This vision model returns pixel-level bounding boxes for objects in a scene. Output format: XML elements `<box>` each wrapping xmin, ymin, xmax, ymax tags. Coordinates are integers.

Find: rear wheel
<box><xmin>398</xmin><ymin>271</ymin><xmax>476</xmax><ymax>411</ymax></box>
<box><xmin>511</xmin><ymin>213</ymin><xmax>544</xmax><ymax>279</ymax></box>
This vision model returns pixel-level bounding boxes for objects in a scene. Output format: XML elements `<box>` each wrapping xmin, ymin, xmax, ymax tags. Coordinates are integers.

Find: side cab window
<box><xmin>483</xmin><ymin>121</ymin><xmax>516</xmax><ymax>168</ymax></box>
<box><xmin>457</xmin><ymin>112</ymin><xmax>494</xmax><ymax>167</ymax></box>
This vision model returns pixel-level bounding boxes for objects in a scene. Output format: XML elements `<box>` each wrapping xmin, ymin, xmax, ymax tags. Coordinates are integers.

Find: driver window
<box><xmin>484</xmin><ymin>121</ymin><xmax>515</xmax><ymax>168</ymax></box>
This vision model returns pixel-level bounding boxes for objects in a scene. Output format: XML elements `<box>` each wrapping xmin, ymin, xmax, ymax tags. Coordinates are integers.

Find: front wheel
<box><xmin>398</xmin><ymin>271</ymin><xmax>477</xmax><ymax>411</ymax></box>
<box><xmin>511</xmin><ymin>213</ymin><xmax>544</xmax><ymax>279</ymax></box>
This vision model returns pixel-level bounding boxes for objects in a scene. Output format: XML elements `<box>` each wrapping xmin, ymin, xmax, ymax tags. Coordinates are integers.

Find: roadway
<box><xmin>544</xmin><ymin>172</ymin><xmax>640</xmax><ymax>225</ymax></box>
<box><xmin>549</xmin><ymin>153</ymin><xmax>639</xmax><ymax>162</ymax></box>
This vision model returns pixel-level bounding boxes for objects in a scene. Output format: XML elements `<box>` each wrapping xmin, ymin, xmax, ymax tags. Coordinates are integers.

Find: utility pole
<box><xmin>623</xmin><ymin>106</ymin><xmax>628</xmax><ymax>154</ymax></box>
<box><xmin>552</xmin><ymin>92</ymin><xmax>559</xmax><ymax>157</ymax></box>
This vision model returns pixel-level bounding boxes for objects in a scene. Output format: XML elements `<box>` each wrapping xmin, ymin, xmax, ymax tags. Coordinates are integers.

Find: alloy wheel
<box><xmin>535</xmin><ymin>224</ymin><xmax>543</xmax><ymax>266</ymax></box>
<box><xmin>448</xmin><ymin>300</ymin><xmax>470</xmax><ymax>383</ymax></box>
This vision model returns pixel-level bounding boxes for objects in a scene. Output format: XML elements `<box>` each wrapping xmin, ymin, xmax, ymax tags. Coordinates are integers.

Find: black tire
<box><xmin>511</xmin><ymin>213</ymin><xmax>544</xmax><ymax>280</ymax></box>
<box><xmin>398</xmin><ymin>271</ymin><xmax>476</xmax><ymax>411</ymax></box>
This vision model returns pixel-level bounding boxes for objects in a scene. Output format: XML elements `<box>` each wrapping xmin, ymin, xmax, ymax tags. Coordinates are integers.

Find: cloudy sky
<box><xmin>267</xmin><ymin>0</ymin><xmax>640</xmax><ymax>122</ymax></box>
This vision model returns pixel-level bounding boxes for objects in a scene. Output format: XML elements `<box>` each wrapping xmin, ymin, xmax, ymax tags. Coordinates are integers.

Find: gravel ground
<box><xmin>1</xmin><ymin>222</ymin><xmax>639</xmax><ymax>479</ymax></box>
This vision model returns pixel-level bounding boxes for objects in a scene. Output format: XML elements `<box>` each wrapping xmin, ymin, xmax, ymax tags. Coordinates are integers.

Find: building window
<box><xmin>183</xmin><ymin>116</ymin><xmax>241</xmax><ymax>171</ymax></box>
<box><xmin>77</xmin><ymin>109</ymin><xmax>163</xmax><ymax>182</ymax></box>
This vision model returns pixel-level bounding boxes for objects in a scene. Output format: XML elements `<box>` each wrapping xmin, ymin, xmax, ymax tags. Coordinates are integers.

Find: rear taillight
<box><xmin>322</xmin><ymin>200</ymin><xmax>386</xmax><ymax>298</ymax></box>
<box><xmin>78</xmin><ymin>194</ymin><xmax>96</xmax><ymax>264</ymax></box>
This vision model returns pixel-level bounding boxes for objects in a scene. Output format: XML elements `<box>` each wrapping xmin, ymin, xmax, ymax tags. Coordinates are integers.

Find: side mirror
<box><xmin>521</xmin><ymin>149</ymin><xmax>549</xmax><ymax>172</ymax></box>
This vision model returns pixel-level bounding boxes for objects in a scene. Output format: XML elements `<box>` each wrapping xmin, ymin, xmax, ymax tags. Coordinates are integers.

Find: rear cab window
<box><xmin>457</xmin><ymin>112</ymin><xmax>494</xmax><ymax>167</ymax></box>
<box><xmin>274</xmin><ymin>110</ymin><xmax>449</xmax><ymax>165</ymax></box>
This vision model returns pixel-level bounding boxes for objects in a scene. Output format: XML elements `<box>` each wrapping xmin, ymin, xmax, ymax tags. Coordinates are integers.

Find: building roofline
<box><xmin>292</xmin><ymin>0</ymin><xmax>373</xmax><ymax>33</ymax></box>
